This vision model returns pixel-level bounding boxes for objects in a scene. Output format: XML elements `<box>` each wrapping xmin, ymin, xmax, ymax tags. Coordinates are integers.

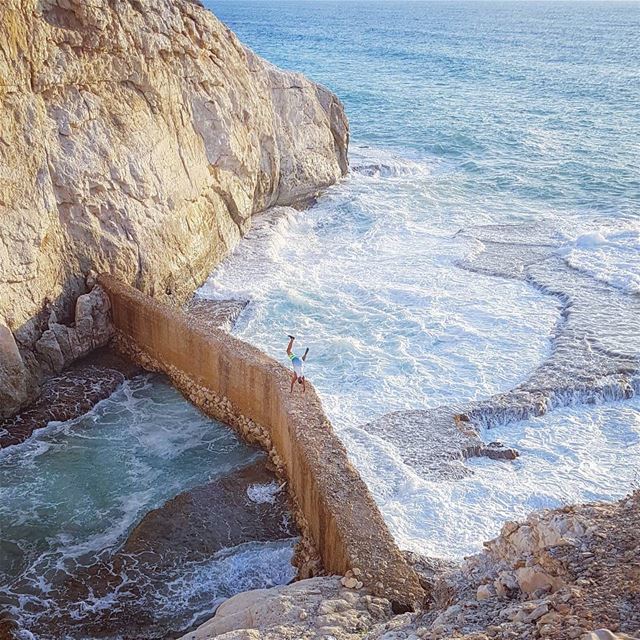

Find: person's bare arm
<box><xmin>290</xmin><ymin>373</ymin><xmax>296</xmax><ymax>393</ymax></box>
<box><xmin>302</xmin><ymin>347</ymin><xmax>310</xmax><ymax>362</ymax></box>
<box><xmin>302</xmin><ymin>378</ymin><xmax>306</xmax><ymax>393</ymax></box>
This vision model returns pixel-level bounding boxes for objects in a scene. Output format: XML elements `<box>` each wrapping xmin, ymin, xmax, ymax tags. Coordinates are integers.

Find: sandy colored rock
<box><xmin>0</xmin><ymin>324</ymin><xmax>32</xmax><ymax>417</ymax></box>
<box><xmin>178</xmin><ymin>494</ymin><xmax>640</xmax><ymax>640</ymax></box>
<box><xmin>0</xmin><ymin>0</ymin><xmax>348</xmax><ymax>414</ymax></box>
<box><xmin>582</xmin><ymin>632</ymin><xmax>639</xmax><ymax>640</ymax></box>
<box><xmin>515</xmin><ymin>565</ymin><xmax>559</xmax><ymax>596</ymax></box>
<box><xmin>177</xmin><ymin>577</ymin><xmax>393</xmax><ymax>640</ymax></box>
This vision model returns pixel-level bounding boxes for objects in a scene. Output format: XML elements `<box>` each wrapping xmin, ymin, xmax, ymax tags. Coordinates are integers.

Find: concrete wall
<box><xmin>98</xmin><ymin>274</ymin><xmax>425</xmax><ymax>611</ymax></box>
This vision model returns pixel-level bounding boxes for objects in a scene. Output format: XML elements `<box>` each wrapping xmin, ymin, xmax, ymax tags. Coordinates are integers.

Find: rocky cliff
<box><xmin>0</xmin><ymin>0</ymin><xmax>348</xmax><ymax>415</ymax></box>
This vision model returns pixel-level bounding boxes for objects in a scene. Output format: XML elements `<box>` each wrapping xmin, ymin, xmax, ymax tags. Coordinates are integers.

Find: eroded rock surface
<box><xmin>178</xmin><ymin>576</ymin><xmax>395</xmax><ymax>640</ymax></box>
<box><xmin>0</xmin><ymin>0</ymin><xmax>348</xmax><ymax>414</ymax></box>
<box><xmin>180</xmin><ymin>493</ymin><xmax>640</xmax><ymax>640</ymax></box>
<box><xmin>123</xmin><ymin>459</ymin><xmax>297</xmax><ymax>568</ymax></box>
<box><xmin>0</xmin><ymin>346</ymin><xmax>139</xmax><ymax>447</ymax></box>
<box><xmin>360</xmin><ymin>223</ymin><xmax>640</xmax><ymax>479</ymax></box>
<box><xmin>0</xmin><ymin>284</ymin><xmax>116</xmax><ymax>418</ymax></box>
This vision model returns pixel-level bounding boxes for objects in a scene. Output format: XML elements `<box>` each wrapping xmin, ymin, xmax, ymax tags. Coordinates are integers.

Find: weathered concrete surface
<box><xmin>98</xmin><ymin>273</ymin><xmax>425</xmax><ymax>612</ymax></box>
<box><xmin>0</xmin><ymin>0</ymin><xmax>348</xmax><ymax>415</ymax></box>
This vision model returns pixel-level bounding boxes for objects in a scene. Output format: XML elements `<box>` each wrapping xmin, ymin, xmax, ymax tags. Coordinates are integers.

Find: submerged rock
<box><xmin>123</xmin><ymin>459</ymin><xmax>297</xmax><ymax>568</ymax></box>
<box><xmin>9</xmin><ymin>459</ymin><xmax>297</xmax><ymax>640</ymax></box>
<box><xmin>0</xmin><ymin>346</ymin><xmax>138</xmax><ymax>448</ymax></box>
<box><xmin>359</xmin><ymin>222</ymin><xmax>640</xmax><ymax>480</ymax></box>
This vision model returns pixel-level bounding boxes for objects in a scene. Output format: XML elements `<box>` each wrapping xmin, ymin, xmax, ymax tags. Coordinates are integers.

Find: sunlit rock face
<box><xmin>0</xmin><ymin>0</ymin><xmax>348</xmax><ymax>412</ymax></box>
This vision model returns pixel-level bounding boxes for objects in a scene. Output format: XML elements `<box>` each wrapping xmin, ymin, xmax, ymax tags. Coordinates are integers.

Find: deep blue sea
<box><xmin>210</xmin><ymin>0</ymin><xmax>640</xmax><ymax>220</ymax></box>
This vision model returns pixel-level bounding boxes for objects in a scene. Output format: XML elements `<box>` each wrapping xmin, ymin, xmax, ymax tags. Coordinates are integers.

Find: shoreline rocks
<box><xmin>359</xmin><ymin>222</ymin><xmax>640</xmax><ymax>481</ymax></box>
<box><xmin>0</xmin><ymin>345</ymin><xmax>139</xmax><ymax>448</ymax></box>
<box><xmin>178</xmin><ymin>492</ymin><xmax>640</xmax><ymax>640</ymax></box>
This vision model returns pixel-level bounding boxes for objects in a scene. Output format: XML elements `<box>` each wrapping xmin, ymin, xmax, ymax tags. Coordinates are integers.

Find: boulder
<box><xmin>0</xmin><ymin>324</ymin><xmax>31</xmax><ymax>417</ymax></box>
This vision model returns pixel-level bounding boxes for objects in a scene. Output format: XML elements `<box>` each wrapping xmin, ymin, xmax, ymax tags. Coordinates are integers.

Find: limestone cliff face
<box><xmin>0</xmin><ymin>0</ymin><xmax>348</xmax><ymax>415</ymax></box>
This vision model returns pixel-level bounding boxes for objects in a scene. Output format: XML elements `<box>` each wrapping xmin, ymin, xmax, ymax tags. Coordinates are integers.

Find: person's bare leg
<box><xmin>286</xmin><ymin>335</ymin><xmax>295</xmax><ymax>356</ymax></box>
<box><xmin>302</xmin><ymin>347</ymin><xmax>309</xmax><ymax>362</ymax></box>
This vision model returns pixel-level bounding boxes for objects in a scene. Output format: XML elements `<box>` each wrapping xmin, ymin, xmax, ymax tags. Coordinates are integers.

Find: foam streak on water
<box><xmin>0</xmin><ymin>375</ymin><xmax>295</xmax><ymax>639</ymax></box>
<box><xmin>200</xmin><ymin>143</ymin><xmax>640</xmax><ymax>559</ymax></box>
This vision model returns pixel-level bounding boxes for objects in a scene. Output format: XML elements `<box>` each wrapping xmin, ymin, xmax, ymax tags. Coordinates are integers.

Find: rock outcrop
<box><xmin>0</xmin><ymin>346</ymin><xmax>138</xmax><ymax>446</ymax></box>
<box><xmin>360</xmin><ymin>223</ymin><xmax>640</xmax><ymax>481</ymax></box>
<box><xmin>178</xmin><ymin>576</ymin><xmax>395</xmax><ymax>640</ymax></box>
<box><xmin>123</xmin><ymin>459</ymin><xmax>297</xmax><ymax>566</ymax></box>
<box><xmin>0</xmin><ymin>284</ymin><xmax>115</xmax><ymax>417</ymax></box>
<box><xmin>178</xmin><ymin>493</ymin><xmax>640</xmax><ymax>640</ymax></box>
<box><xmin>0</xmin><ymin>0</ymin><xmax>348</xmax><ymax>414</ymax></box>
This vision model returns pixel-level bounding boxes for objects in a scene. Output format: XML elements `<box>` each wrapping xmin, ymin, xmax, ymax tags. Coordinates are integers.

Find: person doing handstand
<box><xmin>286</xmin><ymin>335</ymin><xmax>309</xmax><ymax>393</ymax></box>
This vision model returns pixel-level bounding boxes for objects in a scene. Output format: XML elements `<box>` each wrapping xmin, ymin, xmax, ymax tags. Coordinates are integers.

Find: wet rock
<box><xmin>22</xmin><ymin>460</ymin><xmax>297</xmax><ymax>640</ymax></box>
<box><xmin>123</xmin><ymin>460</ymin><xmax>297</xmax><ymax>567</ymax></box>
<box><xmin>185</xmin><ymin>297</ymin><xmax>249</xmax><ymax>332</ymax></box>
<box><xmin>356</xmin><ymin>223</ymin><xmax>640</xmax><ymax>482</ymax></box>
<box><xmin>0</xmin><ymin>347</ymin><xmax>139</xmax><ymax>448</ymax></box>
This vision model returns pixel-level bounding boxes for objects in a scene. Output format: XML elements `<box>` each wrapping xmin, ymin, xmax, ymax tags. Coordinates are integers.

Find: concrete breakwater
<box><xmin>97</xmin><ymin>274</ymin><xmax>425</xmax><ymax>612</ymax></box>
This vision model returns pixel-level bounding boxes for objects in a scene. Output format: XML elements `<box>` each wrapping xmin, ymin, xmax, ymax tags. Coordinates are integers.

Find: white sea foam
<box><xmin>201</xmin><ymin>144</ymin><xmax>640</xmax><ymax>560</ymax></box>
<box><xmin>346</xmin><ymin>396</ymin><xmax>640</xmax><ymax>559</ymax></box>
<box><xmin>199</xmin><ymin>147</ymin><xmax>561</xmax><ymax>430</ymax></box>
<box><xmin>162</xmin><ymin>539</ymin><xmax>297</xmax><ymax>633</ymax></box>
<box><xmin>246</xmin><ymin>481</ymin><xmax>282</xmax><ymax>504</ymax></box>
<box><xmin>0</xmin><ymin>375</ymin><xmax>287</xmax><ymax>639</ymax></box>
<box><xmin>560</xmin><ymin>226</ymin><xmax>640</xmax><ymax>295</ymax></box>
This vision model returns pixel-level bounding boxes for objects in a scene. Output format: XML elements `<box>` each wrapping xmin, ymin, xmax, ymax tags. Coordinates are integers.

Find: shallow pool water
<box><xmin>0</xmin><ymin>375</ymin><xmax>296</xmax><ymax>639</ymax></box>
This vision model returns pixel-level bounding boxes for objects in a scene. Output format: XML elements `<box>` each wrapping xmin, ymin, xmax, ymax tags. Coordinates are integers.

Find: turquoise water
<box><xmin>202</xmin><ymin>1</ymin><xmax>640</xmax><ymax>555</ymax></box>
<box><xmin>210</xmin><ymin>0</ymin><xmax>639</xmax><ymax>223</ymax></box>
<box><xmin>0</xmin><ymin>376</ymin><xmax>296</xmax><ymax>638</ymax></box>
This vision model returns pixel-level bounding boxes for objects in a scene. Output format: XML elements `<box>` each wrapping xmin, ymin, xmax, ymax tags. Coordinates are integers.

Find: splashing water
<box><xmin>0</xmin><ymin>375</ymin><xmax>296</xmax><ymax>639</ymax></box>
<box><xmin>200</xmin><ymin>0</ymin><xmax>640</xmax><ymax>557</ymax></box>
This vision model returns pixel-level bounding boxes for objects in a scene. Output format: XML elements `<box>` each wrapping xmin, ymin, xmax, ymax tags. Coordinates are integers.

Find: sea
<box><xmin>1</xmin><ymin>2</ymin><xmax>639</xmax><ymax>638</ymax></box>
<box><xmin>201</xmin><ymin>0</ymin><xmax>640</xmax><ymax>555</ymax></box>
